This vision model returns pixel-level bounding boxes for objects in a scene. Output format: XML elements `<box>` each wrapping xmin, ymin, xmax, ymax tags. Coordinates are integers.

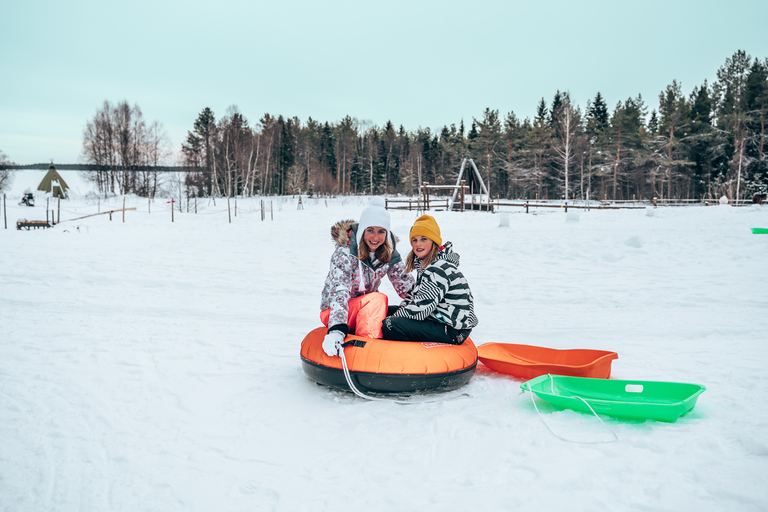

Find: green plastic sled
<box><xmin>752</xmin><ymin>228</ymin><xmax>768</xmax><ymax>234</ymax></box>
<box><xmin>521</xmin><ymin>374</ymin><xmax>706</xmax><ymax>423</ymax></box>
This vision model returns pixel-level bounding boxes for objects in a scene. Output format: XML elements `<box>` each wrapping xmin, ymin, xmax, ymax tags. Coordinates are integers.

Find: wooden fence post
<box><xmin>123</xmin><ymin>197</ymin><xmax>126</xmax><ymax>222</ymax></box>
<box><xmin>271</xmin><ymin>201</ymin><xmax>274</xmax><ymax>220</ymax></box>
<box><xmin>172</xmin><ymin>199</ymin><xmax>174</xmax><ymax>223</ymax></box>
<box><xmin>3</xmin><ymin>194</ymin><xmax>6</xmax><ymax>229</ymax></box>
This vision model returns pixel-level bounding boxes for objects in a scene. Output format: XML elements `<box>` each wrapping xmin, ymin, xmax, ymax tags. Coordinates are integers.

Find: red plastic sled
<box><xmin>477</xmin><ymin>343</ymin><xmax>618</xmax><ymax>380</ymax></box>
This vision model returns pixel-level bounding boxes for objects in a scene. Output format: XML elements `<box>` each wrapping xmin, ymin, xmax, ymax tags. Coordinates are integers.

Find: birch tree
<box><xmin>553</xmin><ymin>93</ymin><xmax>582</xmax><ymax>201</ymax></box>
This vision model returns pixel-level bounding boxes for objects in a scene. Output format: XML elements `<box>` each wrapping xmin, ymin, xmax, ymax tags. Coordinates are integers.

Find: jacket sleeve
<box><xmin>326</xmin><ymin>248</ymin><xmax>356</xmax><ymax>328</ymax></box>
<box><xmin>392</xmin><ymin>265</ymin><xmax>449</xmax><ymax>321</ymax></box>
<box><xmin>387</xmin><ymin>260</ymin><xmax>414</xmax><ymax>299</ymax></box>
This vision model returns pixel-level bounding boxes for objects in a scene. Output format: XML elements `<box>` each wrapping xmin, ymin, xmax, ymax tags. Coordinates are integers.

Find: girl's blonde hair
<box><xmin>358</xmin><ymin>232</ymin><xmax>393</xmax><ymax>264</ymax></box>
<box><xmin>405</xmin><ymin>240</ymin><xmax>439</xmax><ymax>272</ymax></box>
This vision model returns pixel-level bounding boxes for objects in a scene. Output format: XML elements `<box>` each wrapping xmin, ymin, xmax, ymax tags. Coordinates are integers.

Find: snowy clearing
<box><xmin>1</xmin><ymin>170</ymin><xmax>767</xmax><ymax>511</ymax></box>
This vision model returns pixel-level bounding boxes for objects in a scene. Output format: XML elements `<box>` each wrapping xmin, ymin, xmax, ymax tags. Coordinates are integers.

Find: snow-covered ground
<box><xmin>1</xmin><ymin>170</ymin><xmax>767</xmax><ymax>511</ymax></box>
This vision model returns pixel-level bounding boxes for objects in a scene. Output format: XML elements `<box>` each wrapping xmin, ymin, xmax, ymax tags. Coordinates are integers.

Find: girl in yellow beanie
<box><xmin>383</xmin><ymin>215</ymin><xmax>478</xmax><ymax>344</ymax></box>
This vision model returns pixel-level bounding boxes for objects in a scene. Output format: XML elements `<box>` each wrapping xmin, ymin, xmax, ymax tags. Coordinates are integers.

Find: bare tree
<box><xmin>0</xmin><ymin>149</ymin><xmax>15</xmax><ymax>192</ymax></box>
<box><xmin>82</xmin><ymin>100</ymin><xmax>167</xmax><ymax>197</ymax></box>
<box><xmin>285</xmin><ymin>164</ymin><xmax>305</xmax><ymax>195</ymax></box>
<box><xmin>142</xmin><ymin>121</ymin><xmax>171</xmax><ymax>197</ymax></box>
<box><xmin>553</xmin><ymin>93</ymin><xmax>582</xmax><ymax>201</ymax></box>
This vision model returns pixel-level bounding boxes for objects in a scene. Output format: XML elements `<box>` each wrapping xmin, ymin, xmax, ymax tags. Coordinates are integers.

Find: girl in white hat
<box><xmin>319</xmin><ymin>197</ymin><xmax>414</xmax><ymax>356</ymax></box>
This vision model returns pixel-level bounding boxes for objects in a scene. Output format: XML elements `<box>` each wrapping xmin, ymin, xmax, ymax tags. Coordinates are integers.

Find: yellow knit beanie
<box><xmin>410</xmin><ymin>215</ymin><xmax>442</xmax><ymax>247</ymax></box>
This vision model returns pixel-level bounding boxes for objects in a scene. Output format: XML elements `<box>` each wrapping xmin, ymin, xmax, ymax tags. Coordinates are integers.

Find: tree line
<box><xmin>81</xmin><ymin>50</ymin><xmax>767</xmax><ymax>202</ymax></box>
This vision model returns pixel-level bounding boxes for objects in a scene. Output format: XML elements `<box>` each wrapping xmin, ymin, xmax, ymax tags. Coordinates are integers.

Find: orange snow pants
<box><xmin>320</xmin><ymin>292</ymin><xmax>388</xmax><ymax>339</ymax></box>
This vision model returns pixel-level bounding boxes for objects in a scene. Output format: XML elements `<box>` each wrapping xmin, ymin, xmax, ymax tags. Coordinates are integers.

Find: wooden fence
<box><xmin>384</xmin><ymin>196</ymin><xmax>756</xmax><ymax>213</ymax></box>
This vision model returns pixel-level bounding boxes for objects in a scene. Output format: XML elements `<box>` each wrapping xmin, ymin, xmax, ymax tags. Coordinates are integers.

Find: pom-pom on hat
<box><xmin>356</xmin><ymin>197</ymin><xmax>391</xmax><ymax>248</ymax></box>
<box><xmin>410</xmin><ymin>215</ymin><xmax>442</xmax><ymax>247</ymax></box>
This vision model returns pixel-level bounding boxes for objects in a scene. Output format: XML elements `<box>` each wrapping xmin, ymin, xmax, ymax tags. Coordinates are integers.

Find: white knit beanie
<box><xmin>356</xmin><ymin>197</ymin><xmax>391</xmax><ymax>249</ymax></box>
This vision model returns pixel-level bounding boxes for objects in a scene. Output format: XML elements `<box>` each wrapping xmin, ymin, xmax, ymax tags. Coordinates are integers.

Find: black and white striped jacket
<box><xmin>393</xmin><ymin>242</ymin><xmax>478</xmax><ymax>330</ymax></box>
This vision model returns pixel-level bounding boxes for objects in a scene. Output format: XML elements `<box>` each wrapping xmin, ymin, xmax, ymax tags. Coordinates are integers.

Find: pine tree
<box><xmin>530</xmin><ymin>99</ymin><xmax>553</xmax><ymax>198</ymax></box>
<box><xmin>647</xmin><ymin>110</ymin><xmax>659</xmax><ymax>136</ymax></box>
<box><xmin>383</xmin><ymin>121</ymin><xmax>399</xmax><ymax>193</ymax></box>
<box><xmin>336</xmin><ymin>116</ymin><xmax>356</xmax><ymax>194</ymax></box>
<box><xmin>320</xmin><ymin>122</ymin><xmax>337</xmax><ymax>181</ymax></box>
<box><xmin>586</xmin><ymin>92</ymin><xmax>609</xmax><ymax>134</ymax></box>
<box><xmin>475</xmin><ymin>108</ymin><xmax>502</xmax><ymax>196</ymax></box>
<box><xmin>502</xmin><ymin>111</ymin><xmax>525</xmax><ymax>198</ymax></box>
<box><xmin>468</xmin><ymin>121</ymin><xmax>478</xmax><ymax>140</ymax></box>
<box><xmin>550</xmin><ymin>91</ymin><xmax>563</xmax><ymax>129</ymax></box>
<box><xmin>682</xmin><ymin>82</ymin><xmax>717</xmax><ymax>197</ymax></box>
<box><xmin>744</xmin><ymin>59</ymin><xmax>768</xmax><ymax>194</ymax></box>
<box><xmin>657</xmin><ymin>81</ymin><xmax>692</xmax><ymax>199</ymax></box>
<box><xmin>584</xmin><ymin>93</ymin><xmax>611</xmax><ymax>199</ymax></box>
<box><xmin>713</xmin><ymin>50</ymin><xmax>753</xmax><ymax>201</ymax></box>
<box><xmin>276</xmin><ymin>116</ymin><xmax>296</xmax><ymax>195</ymax></box>
<box><xmin>608</xmin><ymin>96</ymin><xmax>646</xmax><ymax>199</ymax></box>
<box><xmin>183</xmin><ymin>107</ymin><xmax>216</xmax><ymax>195</ymax></box>
<box><xmin>535</xmin><ymin>98</ymin><xmax>548</xmax><ymax>125</ymax></box>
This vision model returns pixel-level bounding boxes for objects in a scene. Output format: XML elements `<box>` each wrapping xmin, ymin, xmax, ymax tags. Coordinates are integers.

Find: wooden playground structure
<box><xmin>385</xmin><ymin>158</ymin><xmax>493</xmax><ymax>212</ymax></box>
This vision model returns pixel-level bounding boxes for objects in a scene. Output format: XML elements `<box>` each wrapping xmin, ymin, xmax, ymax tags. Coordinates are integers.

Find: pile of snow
<box><xmin>1</xmin><ymin>170</ymin><xmax>767</xmax><ymax>511</ymax></box>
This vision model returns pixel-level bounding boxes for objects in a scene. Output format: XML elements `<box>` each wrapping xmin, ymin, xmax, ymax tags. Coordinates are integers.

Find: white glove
<box><xmin>322</xmin><ymin>330</ymin><xmax>345</xmax><ymax>357</ymax></box>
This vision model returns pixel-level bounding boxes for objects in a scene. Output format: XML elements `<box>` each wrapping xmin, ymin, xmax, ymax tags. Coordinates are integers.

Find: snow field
<box><xmin>1</xmin><ymin>170</ymin><xmax>767</xmax><ymax>511</ymax></box>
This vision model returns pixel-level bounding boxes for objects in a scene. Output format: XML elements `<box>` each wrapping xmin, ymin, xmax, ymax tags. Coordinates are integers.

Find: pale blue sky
<box><xmin>1</xmin><ymin>0</ymin><xmax>766</xmax><ymax>165</ymax></box>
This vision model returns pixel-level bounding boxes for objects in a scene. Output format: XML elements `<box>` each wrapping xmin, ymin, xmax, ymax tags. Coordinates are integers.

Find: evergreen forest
<box><xmin>81</xmin><ymin>51</ymin><xmax>768</xmax><ymax>202</ymax></box>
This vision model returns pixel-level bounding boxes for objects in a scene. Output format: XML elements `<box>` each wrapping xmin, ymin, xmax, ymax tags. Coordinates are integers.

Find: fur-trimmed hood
<box><xmin>330</xmin><ymin>219</ymin><xmax>357</xmax><ymax>248</ymax></box>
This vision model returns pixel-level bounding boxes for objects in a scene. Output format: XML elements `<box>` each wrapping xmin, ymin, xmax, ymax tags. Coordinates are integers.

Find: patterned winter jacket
<box><xmin>392</xmin><ymin>242</ymin><xmax>479</xmax><ymax>331</ymax></box>
<box><xmin>320</xmin><ymin>220</ymin><xmax>414</xmax><ymax>329</ymax></box>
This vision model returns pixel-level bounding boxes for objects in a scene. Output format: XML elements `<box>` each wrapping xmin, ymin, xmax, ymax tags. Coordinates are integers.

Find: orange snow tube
<box><xmin>301</xmin><ymin>327</ymin><xmax>478</xmax><ymax>393</ymax></box>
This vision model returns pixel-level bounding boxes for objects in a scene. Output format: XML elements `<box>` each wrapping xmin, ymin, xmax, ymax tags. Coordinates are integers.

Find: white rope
<box><xmin>526</xmin><ymin>374</ymin><xmax>618</xmax><ymax>444</ymax></box>
<box><xmin>357</xmin><ymin>260</ymin><xmax>366</xmax><ymax>294</ymax></box>
<box><xmin>337</xmin><ymin>342</ymin><xmax>460</xmax><ymax>405</ymax></box>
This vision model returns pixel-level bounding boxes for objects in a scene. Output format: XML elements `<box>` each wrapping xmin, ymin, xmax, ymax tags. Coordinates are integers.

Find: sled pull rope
<box><xmin>526</xmin><ymin>374</ymin><xmax>618</xmax><ymax>444</ymax></box>
<box><xmin>337</xmin><ymin>341</ymin><xmax>448</xmax><ymax>405</ymax></box>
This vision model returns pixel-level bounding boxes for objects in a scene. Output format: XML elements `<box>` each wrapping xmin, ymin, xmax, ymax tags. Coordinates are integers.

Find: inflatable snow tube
<box><xmin>301</xmin><ymin>327</ymin><xmax>478</xmax><ymax>393</ymax></box>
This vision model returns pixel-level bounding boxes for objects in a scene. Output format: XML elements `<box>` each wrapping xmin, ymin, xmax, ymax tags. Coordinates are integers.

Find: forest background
<box><xmin>2</xmin><ymin>51</ymin><xmax>766</xmax><ymax>204</ymax></box>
